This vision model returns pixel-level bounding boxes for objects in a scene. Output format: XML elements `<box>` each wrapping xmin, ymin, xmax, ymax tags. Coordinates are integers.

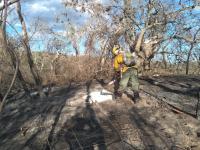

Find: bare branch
<box><xmin>173</xmin><ymin>28</ymin><xmax>200</xmax><ymax>43</ymax></box>
<box><xmin>0</xmin><ymin>0</ymin><xmax>19</xmax><ymax>11</ymax></box>
<box><xmin>16</xmin><ymin>1</ymin><xmax>45</xmax><ymax>98</ymax></box>
<box><xmin>0</xmin><ymin>0</ymin><xmax>19</xmax><ymax>112</ymax></box>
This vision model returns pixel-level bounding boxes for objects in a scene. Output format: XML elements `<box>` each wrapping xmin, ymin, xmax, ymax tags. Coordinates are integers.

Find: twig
<box><xmin>0</xmin><ymin>0</ymin><xmax>19</xmax><ymax>11</ymax></box>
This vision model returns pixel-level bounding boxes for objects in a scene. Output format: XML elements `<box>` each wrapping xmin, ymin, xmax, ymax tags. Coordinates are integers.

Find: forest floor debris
<box><xmin>0</xmin><ymin>75</ymin><xmax>200</xmax><ymax>150</ymax></box>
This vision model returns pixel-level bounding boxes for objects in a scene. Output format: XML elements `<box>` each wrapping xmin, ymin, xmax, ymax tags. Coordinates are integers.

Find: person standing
<box><xmin>112</xmin><ymin>44</ymin><xmax>140</xmax><ymax>103</ymax></box>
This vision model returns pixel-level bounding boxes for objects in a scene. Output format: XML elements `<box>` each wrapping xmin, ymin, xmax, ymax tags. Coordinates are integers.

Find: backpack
<box><xmin>123</xmin><ymin>52</ymin><xmax>138</xmax><ymax>67</ymax></box>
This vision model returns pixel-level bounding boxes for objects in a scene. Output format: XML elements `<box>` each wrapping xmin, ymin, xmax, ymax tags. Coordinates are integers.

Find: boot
<box><xmin>113</xmin><ymin>91</ymin><xmax>122</xmax><ymax>101</ymax></box>
<box><xmin>132</xmin><ymin>91</ymin><xmax>140</xmax><ymax>103</ymax></box>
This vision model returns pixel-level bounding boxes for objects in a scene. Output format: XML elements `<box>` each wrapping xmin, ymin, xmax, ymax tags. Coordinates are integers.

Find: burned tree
<box><xmin>0</xmin><ymin>0</ymin><xmax>19</xmax><ymax>111</ymax></box>
<box><xmin>16</xmin><ymin>1</ymin><xmax>45</xmax><ymax>98</ymax></box>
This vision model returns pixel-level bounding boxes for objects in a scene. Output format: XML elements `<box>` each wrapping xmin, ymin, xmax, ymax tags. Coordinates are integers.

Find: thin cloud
<box><xmin>21</xmin><ymin>0</ymin><xmax>88</xmax><ymax>25</ymax></box>
<box><xmin>24</xmin><ymin>0</ymin><xmax>63</xmax><ymax>15</ymax></box>
<box><xmin>30</xmin><ymin>3</ymin><xmax>52</xmax><ymax>12</ymax></box>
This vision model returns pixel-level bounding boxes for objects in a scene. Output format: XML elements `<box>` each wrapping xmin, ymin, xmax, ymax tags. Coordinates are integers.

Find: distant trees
<box><xmin>0</xmin><ymin>0</ymin><xmax>19</xmax><ymax>111</ymax></box>
<box><xmin>0</xmin><ymin>0</ymin><xmax>46</xmax><ymax>111</ymax></box>
<box><xmin>62</xmin><ymin>0</ymin><xmax>200</xmax><ymax>73</ymax></box>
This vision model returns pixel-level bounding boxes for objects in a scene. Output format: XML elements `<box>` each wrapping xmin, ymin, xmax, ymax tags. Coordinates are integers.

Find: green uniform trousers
<box><xmin>119</xmin><ymin>68</ymin><xmax>139</xmax><ymax>92</ymax></box>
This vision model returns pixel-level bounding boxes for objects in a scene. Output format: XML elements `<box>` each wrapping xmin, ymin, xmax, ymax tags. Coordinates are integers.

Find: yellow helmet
<box><xmin>112</xmin><ymin>45</ymin><xmax>120</xmax><ymax>55</ymax></box>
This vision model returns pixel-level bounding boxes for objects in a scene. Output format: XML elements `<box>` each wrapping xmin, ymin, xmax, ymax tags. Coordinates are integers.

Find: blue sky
<box><xmin>21</xmin><ymin>0</ymin><xmax>90</xmax><ymax>26</ymax></box>
<box><xmin>7</xmin><ymin>0</ymin><xmax>90</xmax><ymax>53</ymax></box>
<box><xmin>5</xmin><ymin>0</ymin><xmax>200</xmax><ymax>57</ymax></box>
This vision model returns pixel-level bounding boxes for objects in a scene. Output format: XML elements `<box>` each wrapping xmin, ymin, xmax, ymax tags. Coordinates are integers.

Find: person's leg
<box><xmin>114</xmin><ymin>71</ymin><xmax>121</xmax><ymax>97</ymax></box>
<box><xmin>130</xmin><ymin>68</ymin><xmax>140</xmax><ymax>102</ymax></box>
<box><xmin>118</xmin><ymin>69</ymin><xmax>131</xmax><ymax>97</ymax></box>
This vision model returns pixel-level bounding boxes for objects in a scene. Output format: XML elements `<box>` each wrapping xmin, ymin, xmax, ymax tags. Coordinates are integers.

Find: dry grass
<box><xmin>0</xmin><ymin>52</ymin><xmax>112</xmax><ymax>93</ymax></box>
<box><xmin>0</xmin><ymin>51</ymin><xmax>199</xmax><ymax>95</ymax></box>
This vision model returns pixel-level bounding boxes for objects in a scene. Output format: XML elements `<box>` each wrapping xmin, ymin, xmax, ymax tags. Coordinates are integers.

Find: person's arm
<box><xmin>114</xmin><ymin>54</ymin><xmax>123</xmax><ymax>71</ymax></box>
<box><xmin>114</xmin><ymin>54</ymin><xmax>124</xmax><ymax>78</ymax></box>
<box><xmin>113</xmin><ymin>55</ymin><xmax>121</xmax><ymax>71</ymax></box>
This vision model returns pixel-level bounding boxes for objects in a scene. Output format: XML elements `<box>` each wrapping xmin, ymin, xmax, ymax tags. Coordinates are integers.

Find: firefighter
<box><xmin>112</xmin><ymin>44</ymin><xmax>140</xmax><ymax>103</ymax></box>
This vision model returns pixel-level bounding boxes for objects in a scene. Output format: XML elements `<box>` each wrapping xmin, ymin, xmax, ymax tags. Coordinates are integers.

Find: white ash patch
<box><xmin>83</xmin><ymin>89</ymin><xmax>113</xmax><ymax>104</ymax></box>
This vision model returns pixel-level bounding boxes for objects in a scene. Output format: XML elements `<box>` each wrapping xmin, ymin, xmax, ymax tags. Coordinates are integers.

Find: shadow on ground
<box><xmin>46</xmin><ymin>80</ymin><xmax>107</xmax><ymax>150</ymax></box>
<box><xmin>129</xmin><ymin>106</ymin><xmax>174</xmax><ymax>149</ymax></box>
<box><xmin>0</xmin><ymin>83</ymin><xmax>82</xmax><ymax>150</ymax></box>
<box><xmin>1</xmin><ymin>77</ymin><xmax>200</xmax><ymax>150</ymax></box>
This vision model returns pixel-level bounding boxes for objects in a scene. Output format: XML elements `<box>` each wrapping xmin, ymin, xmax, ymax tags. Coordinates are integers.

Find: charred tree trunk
<box><xmin>0</xmin><ymin>0</ymin><xmax>19</xmax><ymax>11</ymax></box>
<box><xmin>0</xmin><ymin>29</ymin><xmax>29</xmax><ymax>93</ymax></box>
<box><xmin>0</xmin><ymin>0</ymin><xmax>19</xmax><ymax>112</ymax></box>
<box><xmin>186</xmin><ymin>43</ymin><xmax>193</xmax><ymax>75</ymax></box>
<box><xmin>0</xmin><ymin>46</ymin><xmax>19</xmax><ymax>112</ymax></box>
<box><xmin>131</xmin><ymin>26</ymin><xmax>162</xmax><ymax>69</ymax></box>
<box><xmin>16</xmin><ymin>1</ymin><xmax>45</xmax><ymax>98</ymax></box>
<box><xmin>0</xmin><ymin>1</ymin><xmax>29</xmax><ymax>96</ymax></box>
<box><xmin>135</xmin><ymin>29</ymin><xmax>146</xmax><ymax>53</ymax></box>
